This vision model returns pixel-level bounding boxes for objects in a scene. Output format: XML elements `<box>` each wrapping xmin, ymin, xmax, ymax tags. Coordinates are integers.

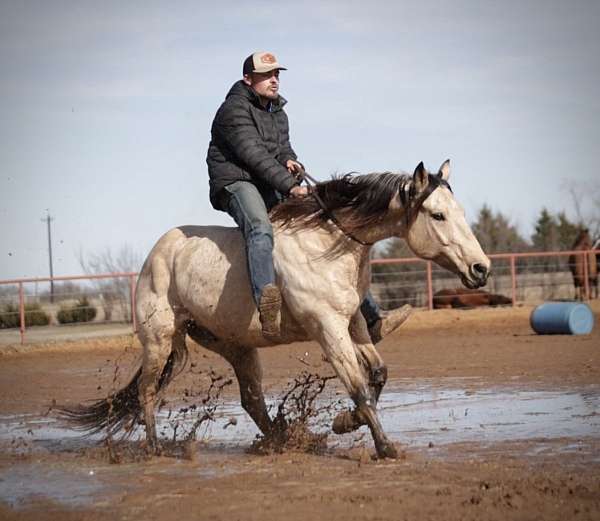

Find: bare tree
<box><xmin>563</xmin><ymin>179</ymin><xmax>600</xmax><ymax>240</ymax></box>
<box><xmin>78</xmin><ymin>245</ymin><xmax>142</xmax><ymax>322</ymax></box>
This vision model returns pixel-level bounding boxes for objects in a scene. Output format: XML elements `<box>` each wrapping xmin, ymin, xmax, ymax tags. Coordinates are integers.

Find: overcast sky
<box><xmin>1</xmin><ymin>0</ymin><xmax>599</xmax><ymax>280</ymax></box>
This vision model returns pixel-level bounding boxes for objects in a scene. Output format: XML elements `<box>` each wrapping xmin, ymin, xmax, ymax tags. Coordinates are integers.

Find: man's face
<box><xmin>243</xmin><ymin>70</ymin><xmax>280</xmax><ymax>101</ymax></box>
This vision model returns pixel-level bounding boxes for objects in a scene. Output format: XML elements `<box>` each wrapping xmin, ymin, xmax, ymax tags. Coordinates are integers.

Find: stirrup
<box><xmin>259</xmin><ymin>284</ymin><xmax>282</xmax><ymax>341</ymax></box>
<box><xmin>368</xmin><ymin>304</ymin><xmax>412</xmax><ymax>344</ymax></box>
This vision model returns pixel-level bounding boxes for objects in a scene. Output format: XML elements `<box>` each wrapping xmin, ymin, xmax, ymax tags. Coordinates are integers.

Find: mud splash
<box><xmin>104</xmin><ymin>366</ymin><xmax>234</xmax><ymax>463</ymax></box>
<box><xmin>250</xmin><ymin>372</ymin><xmax>337</xmax><ymax>455</ymax></box>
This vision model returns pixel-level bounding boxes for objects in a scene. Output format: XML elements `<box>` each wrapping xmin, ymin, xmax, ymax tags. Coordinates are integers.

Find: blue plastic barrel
<box><xmin>530</xmin><ymin>302</ymin><xmax>595</xmax><ymax>335</ymax></box>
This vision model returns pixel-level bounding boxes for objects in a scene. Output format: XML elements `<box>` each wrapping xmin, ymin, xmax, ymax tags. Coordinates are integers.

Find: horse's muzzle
<box><xmin>469</xmin><ymin>262</ymin><xmax>490</xmax><ymax>287</ymax></box>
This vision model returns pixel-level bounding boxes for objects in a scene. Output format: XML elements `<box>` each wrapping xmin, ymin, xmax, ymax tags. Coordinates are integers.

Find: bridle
<box><xmin>296</xmin><ymin>168</ymin><xmax>452</xmax><ymax>246</ymax></box>
<box><xmin>400</xmin><ymin>173</ymin><xmax>452</xmax><ymax>228</ymax></box>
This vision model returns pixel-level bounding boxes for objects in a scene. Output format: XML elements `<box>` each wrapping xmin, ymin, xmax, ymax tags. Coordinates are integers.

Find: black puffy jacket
<box><xmin>206</xmin><ymin>80</ymin><xmax>299</xmax><ymax>210</ymax></box>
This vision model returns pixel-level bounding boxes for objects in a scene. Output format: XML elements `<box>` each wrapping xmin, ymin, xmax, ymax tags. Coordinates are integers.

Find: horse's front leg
<box><xmin>314</xmin><ymin>315</ymin><xmax>397</xmax><ymax>459</ymax></box>
<box><xmin>350</xmin><ymin>312</ymin><xmax>388</xmax><ymax>401</ymax></box>
<box><xmin>332</xmin><ymin>312</ymin><xmax>388</xmax><ymax>435</ymax></box>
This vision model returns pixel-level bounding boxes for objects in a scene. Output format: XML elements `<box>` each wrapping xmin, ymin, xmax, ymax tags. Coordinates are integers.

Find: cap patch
<box><xmin>260</xmin><ymin>53</ymin><xmax>276</xmax><ymax>64</ymax></box>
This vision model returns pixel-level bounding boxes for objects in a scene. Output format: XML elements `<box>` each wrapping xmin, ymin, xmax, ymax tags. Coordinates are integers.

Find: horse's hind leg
<box><xmin>207</xmin><ymin>345</ymin><xmax>274</xmax><ymax>437</ymax></box>
<box><xmin>137</xmin><ymin>308</ymin><xmax>184</xmax><ymax>453</ymax></box>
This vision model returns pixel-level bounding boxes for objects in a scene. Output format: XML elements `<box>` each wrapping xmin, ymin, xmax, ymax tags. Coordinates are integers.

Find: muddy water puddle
<box><xmin>0</xmin><ymin>454</ymin><xmax>236</xmax><ymax>509</ymax></box>
<box><xmin>1</xmin><ymin>380</ymin><xmax>599</xmax><ymax>508</ymax></box>
<box><xmin>379</xmin><ymin>381</ymin><xmax>600</xmax><ymax>446</ymax></box>
<box><xmin>2</xmin><ymin>380</ymin><xmax>599</xmax><ymax>451</ymax></box>
<box><xmin>0</xmin><ymin>463</ymin><xmax>108</xmax><ymax>508</ymax></box>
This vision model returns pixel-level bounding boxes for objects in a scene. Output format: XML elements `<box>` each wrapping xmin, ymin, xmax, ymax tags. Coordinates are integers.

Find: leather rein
<box><xmin>296</xmin><ymin>169</ymin><xmax>452</xmax><ymax>247</ymax></box>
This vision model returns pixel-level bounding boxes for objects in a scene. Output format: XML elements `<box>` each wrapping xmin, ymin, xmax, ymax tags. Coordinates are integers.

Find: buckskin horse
<box><xmin>568</xmin><ymin>228</ymin><xmax>598</xmax><ymax>300</ymax></box>
<box><xmin>63</xmin><ymin>161</ymin><xmax>490</xmax><ymax>459</ymax></box>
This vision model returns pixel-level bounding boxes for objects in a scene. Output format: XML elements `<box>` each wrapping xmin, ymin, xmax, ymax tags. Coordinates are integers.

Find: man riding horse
<box><xmin>206</xmin><ymin>51</ymin><xmax>410</xmax><ymax>342</ymax></box>
<box><xmin>61</xmin><ymin>51</ymin><xmax>492</xmax><ymax>459</ymax></box>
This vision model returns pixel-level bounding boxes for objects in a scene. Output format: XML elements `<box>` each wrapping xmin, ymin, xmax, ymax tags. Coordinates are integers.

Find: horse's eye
<box><xmin>432</xmin><ymin>212</ymin><xmax>445</xmax><ymax>221</ymax></box>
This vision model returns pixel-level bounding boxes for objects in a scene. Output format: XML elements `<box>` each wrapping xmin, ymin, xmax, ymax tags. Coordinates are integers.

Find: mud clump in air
<box><xmin>250</xmin><ymin>371</ymin><xmax>338</xmax><ymax>456</ymax></box>
<box><xmin>105</xmin><ymin>366</ymin><xmax>233</xmax><ymax>464</ymax></box>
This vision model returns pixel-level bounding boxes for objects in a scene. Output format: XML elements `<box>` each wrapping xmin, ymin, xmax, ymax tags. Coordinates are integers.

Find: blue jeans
<box><xmin>224</xmin><ymin>181</ymin><xmax>277</xmax><ymax>306</ymax></box>
<box><xmin>361</xmin><ymin>291</ymin><xmax>381</xmax><ymax>328</ymax></box>
<box><xmin>223</xmin><ymin>180</ymin><xmax>382</xmax><ymax>325</ymax></box>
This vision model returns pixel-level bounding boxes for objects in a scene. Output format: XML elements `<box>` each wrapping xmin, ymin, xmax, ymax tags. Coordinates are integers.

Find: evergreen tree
<box><xmin>471</xmin><ymin>204</ymin><xmax>528</xmax><ymax>253</ymax></box>
<box><xmin>531</xmin><ymin>208</ymin><xmax>558</xmax><ymax>251</ymax></box>
<box><xmin>556</xmin><ymin>212</ymin><xmax>581</xmax><ymax>250</ymax></box>
<box><xmin>531</xmin><ymin>208</ymin><xmax>580</xmax><ymax>251</ymax></box>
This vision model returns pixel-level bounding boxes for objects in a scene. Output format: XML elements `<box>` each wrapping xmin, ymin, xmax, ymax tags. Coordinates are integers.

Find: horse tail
<box><xmin>57</xmin><ymin>338</ymin><xmax>188</xmax><ymax>438</ymax></box>
<box><xmin>57</xmin><ymin>367</ymin><xmax>143</xmax><ymax>438</ymax></box>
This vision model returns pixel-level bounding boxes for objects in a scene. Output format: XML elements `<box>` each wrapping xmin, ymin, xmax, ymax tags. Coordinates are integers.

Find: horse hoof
<box><xmin>376</xmin><ymin>442</ymin><xmax>398</xmax><ymax>460</ymax></box>
<box><xmin>332</xmin><ymin>410</ymin><xmax>364</xmax><ymax>434</ymax></box>
<box><xmin>146</xmin><ymin>439</ymin><xmax>162</xmax><ymax>456</ymax></box>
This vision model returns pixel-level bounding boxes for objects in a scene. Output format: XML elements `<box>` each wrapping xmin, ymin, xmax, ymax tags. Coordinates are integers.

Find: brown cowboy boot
<box><xmin>258</xmin><ymin>283</ymin><xmax>282</xmax><ymax>342</ymax></box>
<box><xmin>368</xmin><ymin>304</ymin><xmax>412</xmax><ymax>344</ymax></box>
<box><xmin>332</xmin><ymin>408</ymin><xmax>367</xmax><ymax>434</ymax></box>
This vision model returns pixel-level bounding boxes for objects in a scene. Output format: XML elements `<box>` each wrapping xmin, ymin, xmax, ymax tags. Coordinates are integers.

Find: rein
<box><xmin>296</xmin><ymin>169</ymin><xmax>452</xmax><ymax>246</ymax></box>
<box><xmin>299</xmin><ymin>169</ymin><xmax>375</xmax><ymax>246</ymax></box>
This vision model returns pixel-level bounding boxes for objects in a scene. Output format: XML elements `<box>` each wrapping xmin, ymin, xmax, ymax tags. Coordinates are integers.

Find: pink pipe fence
<box><xmin>371</xmin><ymin>249</ymin><xmax>597</xmax><ymax>310</ymax></box>
<box><xmin>0</xmin><ymin>250</ymin><xmax>597</xmax><ymax>345</ymax></box>
<box><xmin>0</xmin><ymin>272</ymin><xmax>137</xmax><ymax>345</ymax></box>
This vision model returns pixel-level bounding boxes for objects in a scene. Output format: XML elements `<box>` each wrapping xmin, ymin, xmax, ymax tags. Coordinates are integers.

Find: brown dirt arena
<box><xmin>1</xmin><ymin>302</ymin><xmax>599</xmax><ymax>520</ymax></box>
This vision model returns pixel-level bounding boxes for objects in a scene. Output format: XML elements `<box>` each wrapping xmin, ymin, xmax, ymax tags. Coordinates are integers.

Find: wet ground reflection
<box><xmin>1</xmin><ymin>380</ymin><xmax>599</xmax><ymax>450</ymax></box>
<box><xmin>1</xmin><ymin>379</ymin><xmax>598</xmax><ymax>507</ymax></box>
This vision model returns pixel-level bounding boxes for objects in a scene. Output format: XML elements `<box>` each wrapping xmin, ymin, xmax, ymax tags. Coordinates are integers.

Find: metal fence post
<box><xmin>426</xmin><ymin>261</ymin><xmax>433</xmax><ymax>310</ymax></box>
<box><xmin>583</xmin><ymin>251</ymin><xmax>590</xmax><ymax>300</ymax></box>
<box><xmin>129</xmin><ymin>274</ymin><xmax>137</xmax><ymax>334</ymax></box>
<box><xmin>19</xmin><ymin>282</ymin><xmax>25</xmax><ymax>345</ymax></box>
<box><xmin>510</xmin><ymin>255</ymin><xmax>517</xmax><ymax>306</ymax></box>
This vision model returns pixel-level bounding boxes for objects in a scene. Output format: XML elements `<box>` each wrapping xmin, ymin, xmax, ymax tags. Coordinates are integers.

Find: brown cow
<box><xmin>568</xmin><ymin>229</ymin><xmax>598</xmax><ymax>300</ymax></box>
<box><xmin>433</xmin><ymin>288</ymin><xmax>512</xmax><ymax>309</ymax></box>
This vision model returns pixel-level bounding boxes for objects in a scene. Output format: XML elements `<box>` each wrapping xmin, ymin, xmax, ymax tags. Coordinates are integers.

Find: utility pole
<box><xmin>41</xmin><ymin>211</ymin><xmax>55</xmax><ymax>303</ymax></box>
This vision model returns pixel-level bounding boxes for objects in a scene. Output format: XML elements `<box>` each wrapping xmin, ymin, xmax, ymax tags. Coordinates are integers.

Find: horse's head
<box><xmin>403</xmin><ymin>161</ymin><xmax>491</xmax><ymax>289</ymax></box>
<box><xmin>574</xmin><ymin>228</ymin><xmax>591</xmax><ymax>249</ymax></box>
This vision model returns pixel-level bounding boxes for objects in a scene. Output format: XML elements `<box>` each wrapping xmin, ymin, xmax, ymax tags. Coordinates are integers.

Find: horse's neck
<box><xmin>346</xmin><ymin>211</ymin><xmax>408</xmax><ymax>245</ymax></box>
<box><xmin>275</xmin><ymin>222</ymin><xmax>372</xmax><ymax>268</ymax></box>
<box><xmin>273</xmin><ymin>206</ymin><xmax>408</xmax><ymax>266</ymax></box>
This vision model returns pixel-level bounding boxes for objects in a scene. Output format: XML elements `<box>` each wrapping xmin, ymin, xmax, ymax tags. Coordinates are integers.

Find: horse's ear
<box><xmin>413</xmin><ymin>161</ymin><xmax>429</xmax><ymax>192</ymax></box>
<box><xmin>437</xmin><ymin>159</ymin><xmax>450</xmax><ymax>181</ymax></box>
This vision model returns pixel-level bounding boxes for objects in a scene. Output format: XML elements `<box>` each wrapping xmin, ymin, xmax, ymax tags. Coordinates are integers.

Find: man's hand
<box><xmin>289</xmin><ymin>185</ymin><xmax>309</xmax><ymax>198</ymax></box>
<box><xmin>286</xmin><ymin>159</ymin><xmax>304</xmax><ymax>179</ymax></box>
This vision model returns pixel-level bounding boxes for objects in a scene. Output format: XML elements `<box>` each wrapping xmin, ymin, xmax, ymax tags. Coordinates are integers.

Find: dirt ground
<box><xmin>0</xmin><ymin>302</ymin><xmax>599</xmax><ymax>520</ymax></box>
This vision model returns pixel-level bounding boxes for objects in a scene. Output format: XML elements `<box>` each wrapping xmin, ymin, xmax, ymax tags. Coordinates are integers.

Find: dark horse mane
<box><xmin>270</xmin><ymin>171</ymin><xmax>413</xmax><ymax>234</ymax></box>
<box><xmin>572</xmin><ymin>228</ymin><xmax>592</xmax><ymax>249</ymax></box>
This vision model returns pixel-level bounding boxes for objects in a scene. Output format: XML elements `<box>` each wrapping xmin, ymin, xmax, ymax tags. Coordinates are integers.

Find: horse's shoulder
<box><xmin>174</xmin><ymin>225</ymin><xmax>238</xmax><ymax>239</ymax></box>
